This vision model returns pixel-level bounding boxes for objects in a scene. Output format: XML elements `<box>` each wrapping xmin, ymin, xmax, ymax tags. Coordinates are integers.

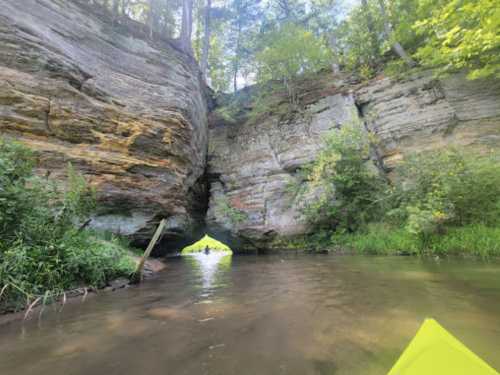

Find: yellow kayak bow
<box><xmin>388</xmin><ymin>319</ymin><xmax>499</xmax><ymax>375</ymax></box>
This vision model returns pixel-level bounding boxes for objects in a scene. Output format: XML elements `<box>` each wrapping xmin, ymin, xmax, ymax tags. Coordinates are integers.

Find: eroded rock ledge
<box><xmin>207</xmin><ymin>71</ymin><xmax>500</xmax><ymax>251</ymax></box>
<box><xmin>0</xmin><ymin>0</ymin><xmax>209</xmax><ymax>247</ymax></box>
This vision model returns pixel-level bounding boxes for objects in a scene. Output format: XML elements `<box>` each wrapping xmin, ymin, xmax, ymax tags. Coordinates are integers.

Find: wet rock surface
<box><xmin>0</xmin><ymin>0</ymin><xmax>208</xmax><ymax>247</ymax></box>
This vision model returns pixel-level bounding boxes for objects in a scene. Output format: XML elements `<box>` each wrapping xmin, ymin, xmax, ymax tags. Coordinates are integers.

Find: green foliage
<box><xmin>335</xmin><ymin>0</ymin><xmax>385</xmax><ymax>73</ymax></box>
<box><xmin>245</xmin><ymin>82</ymin><xmax>298</xmax><ymax>124</ymax></box>
<box><xmin>427</xmin><ymin>225</ymin><xmax>500</xmax><ymax>258</ymax></box>
<box><xmin>255</xmin><ymin>23</ymin><xmax>332</xmax><ymax>99</ymax></box>
<box><xmin>333</xmin><ymin>223</ymin><xmax>420</xmax><ymax>255</ymax></box>
<box><xmin>0</xmin><ymin>233</ymin><xmax>136</xmax><ymax>308</ymax></box>
<box><xmin>336</xmin><ymin>224</ymin><xmax>500</xmax><ymax>258</ymax></box>
<box><xmin>305</xmin><ymin>144</ymin><xmax>500</xmax><ymax>257</ymax></box>
<box><xmin>300</xmin><ymin>119</ymin><xmax>387</xmax><ymax>232</ymax></box>
<box><xmin>0</xmin><ymin>139</ymin><xmax>134</xmax><ymax>310</ymax></box>
<box><xmin>97</xmin><ymin>0</ymin><xmax>499</xmax><ymax>90</ymax></box>
<box><xmin>388</xmin><ymin>150</ymin><xmax>500</xmax><ymax>236</ymax></box>
<box><xmin>334</xmin><ymin>0</ymin><xmax>499</xmax><ymax>80</ymax></box>
<box><xmin>414</xmin><ymin>0</ymin><xmax>500</xmax><ymax>79</ymax></box>
<box><xmin>0</xmin><ymin>139</ymin><xmax>92</xmax><ymax>245</ymax></box>
<box><xmin>209</xmin><ymin>33</ymin><xmax>234</xmax><ymax>92</ymax></box>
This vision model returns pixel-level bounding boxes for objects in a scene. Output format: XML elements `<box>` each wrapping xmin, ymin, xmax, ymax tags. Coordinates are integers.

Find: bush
<box><xmin>0</xmin><ymin>139</ymin><xmax>96</xmax><ymax>248</ymax></box>
<box><xmin>299</xmin><ymin>119</ymin><xmax>388</xmax><ymax>232</ymax></box>
<box><xmin>300</xmin><ymin>134</ymin><xmax>500</xmax><ymax>258</ymax></box>
<box><xmin>0</xmin><ymin>138</ymin><xmax>135</xmax><ymax>310</ymax></box>
<box><xmin>388</xmin><ymin>149</ymin><xmax>500</xmax><ymax>237</ymax></box>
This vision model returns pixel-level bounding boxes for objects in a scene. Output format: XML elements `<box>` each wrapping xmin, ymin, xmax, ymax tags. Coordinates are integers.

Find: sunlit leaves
<box><xmin>255</xmin><ymin>23</ymin><xmax>332</xmax><ymax>84</ymax></box>
<box><xmin>414</xmin><ymin>0</ymin><xmax>500</xmax><ymax>79</ymax></box>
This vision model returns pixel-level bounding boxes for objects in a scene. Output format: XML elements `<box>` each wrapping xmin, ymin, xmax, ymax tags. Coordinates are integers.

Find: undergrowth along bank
<box><xmin>0</xmin><ymin>138</ymin><xmax>136</xmax><ymax>312</ymax></box>
<box><xmin>291</xmin><ymin>120</ymin><xmax>500</xmax><ymax>258</ymax></box>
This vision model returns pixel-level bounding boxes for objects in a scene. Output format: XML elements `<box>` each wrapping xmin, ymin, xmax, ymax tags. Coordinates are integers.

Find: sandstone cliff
<box><xmin>207</xmin><ymin>72</ymin><xmax>500</xmax><ymax>250</ymax></box>
<box><xmin>1</xmin><ymin>1</ymin><xmax>498</xmax><ymax>253</ymax></box>
<box><xmin>357</xmin><ymin>71</ymin><xmax>500</xmax><ymax>169</ymax></box>
<box><xmin>0</xmin><ymin>0</ymin><xmax>208</xmax><ymax>247</ymax></box>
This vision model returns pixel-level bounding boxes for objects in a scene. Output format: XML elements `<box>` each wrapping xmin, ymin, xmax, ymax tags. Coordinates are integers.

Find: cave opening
<box><xmin>181</xmin><ymin>234</ymin><xmax>233</xmax><ymax>254</ymax></box>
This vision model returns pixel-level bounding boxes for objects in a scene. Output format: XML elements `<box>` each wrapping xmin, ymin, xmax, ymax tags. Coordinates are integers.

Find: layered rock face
<box><xmin>2</xmin><ymin>1</ymin><xmax>498</xmax><ymax>252</ymax></box>
<box><xmin>207</xmin><ymin>72</ymin><xmax>500</xmax><ymax>250</ymax></box>
<box><xmin>0</xmin><ymin>0</ymin><xmax>208</xmax><ymax>246</ymax></box>
<box><xmin>357</xmin><ymin>71</ymin><xmax>500</xmax><ymax>169</ymax></box>
<box><xmin>207</xmin><ymin>77</ymin><xmax>360</xmax><ymax>250</ymax></box>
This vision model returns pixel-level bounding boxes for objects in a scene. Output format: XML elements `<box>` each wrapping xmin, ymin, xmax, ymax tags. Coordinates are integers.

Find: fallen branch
<box><xmin>130</xmin><ymin>219</ymin><xmax>166</xmax><ymax>284</ymax></box>
<box><xmin>77</xmin><ymin>218</ymin><xmax>92</xmax><ymax>233</ymax></box>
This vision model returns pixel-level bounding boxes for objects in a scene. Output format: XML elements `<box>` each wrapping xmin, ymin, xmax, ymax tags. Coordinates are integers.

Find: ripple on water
<box><xmin>1</xmin><ymin>255</ymin><xmax>500</xmax><ymax>375</ymax></box>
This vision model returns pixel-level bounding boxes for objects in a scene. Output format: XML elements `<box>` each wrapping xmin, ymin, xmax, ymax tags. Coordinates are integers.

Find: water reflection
<box><xmin>183</xmin><ymin>252</ymin><xmax>232</xmax><ymax>290</ymax></box>
<box><xmin>1</xmin><ymin>255</ymin><xmax>500</xmax><ymax>375</ymax></box>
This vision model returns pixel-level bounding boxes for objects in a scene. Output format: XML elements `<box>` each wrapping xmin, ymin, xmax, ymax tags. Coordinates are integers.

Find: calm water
<box><xmin>1</xmin><ymin>254</ymin><xmax>500</xmax><ymax>375</ymax></box>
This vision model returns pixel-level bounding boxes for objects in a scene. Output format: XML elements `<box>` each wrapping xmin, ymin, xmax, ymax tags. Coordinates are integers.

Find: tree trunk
<box><xmin>377</xmin><ymin>0</ymin><xmax>416</xmax><ymax>67</ymax></box>
<box><xmin>329</xmin><ymin>34</ymin><xmax>341</xmax><ymax>74</ymax></box>
<box><xmin>122</xmin><ymin>0</ymin><xmax>129</xmax><ymax>16</ymax></box>
<box><xmin>180</xmin><ymin>0</ymin><xmax>193</xmax><ymax>54</ymax></box>
<box><xmin>232</xmin><ymin>21</ymin><xmax>242</xmax><ymax>92</ymax></box>
<box><xmin>149</xmin><ymin>0</ymin><xmax>161</xmax><ymax>40</ymax></box>
<box><xmin>112</xmin><ymin>0</ymin><xmax>119</xmax><ymax>18</ymax></box>
<box><xmin>130</xmin><ymin>219</ymin><xmax>166</xmax><ymax>284</ymax></box>
<box><xmin>148</xmin><ymin>0</ymin><xmax>155</xmax><ymax>39</ymax></box>
<box><xmin>360</xmin><ymin>0</ymin><xmax>379</xmax><ymax>60</ymax></box>
<box><xmin>200</xmin><ymin>0</ymin><xmax>211</xmax><ymax>80</ymax></box>
<box><xmin>233</xmin><ymin>61</ymin><xmax>238</xmax><ymax>92</ymax></box>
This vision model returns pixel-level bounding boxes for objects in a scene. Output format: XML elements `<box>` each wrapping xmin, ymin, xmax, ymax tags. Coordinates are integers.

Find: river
<box><xmin>1</xmin><ymin>254</ymin><xmax>499</xmax><ymax>374</ymax></box>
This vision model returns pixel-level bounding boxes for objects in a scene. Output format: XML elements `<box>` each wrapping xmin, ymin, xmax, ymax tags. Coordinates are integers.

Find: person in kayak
<box><xmin>204</xmin><ymin>246</ymin><xmax>210</xmax><ymax>255</ymax></box>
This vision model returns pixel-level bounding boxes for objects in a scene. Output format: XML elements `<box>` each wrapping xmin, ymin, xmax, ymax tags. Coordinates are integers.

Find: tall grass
<box><xmin>0</xmin><ymin>138</ymin><xmax>136</xmax><ymax>311</ymax></box>
<box><xmin>335</xmin><ymin>224</ymin><xmax>500</xmax><ymax>258</ymax></box>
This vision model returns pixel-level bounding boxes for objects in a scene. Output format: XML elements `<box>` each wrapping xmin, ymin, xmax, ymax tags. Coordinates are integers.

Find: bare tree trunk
<box><xmin>113</xmin><ymin>0</ymin><xmax>120</xmax><ymax>17</ymax></box>
<box><xmin>232</xmin><ymin>21</ymin><xmax>242</xmax><ymax>92</ymax></box>
<box><xmin>233</xmin><ymin>62</ymin><xmax>238</xmax><ymax>92</ymax></box>
<box><xmin>329</xmin><ymin>34</ymin><xmax>340</xmax><ymax>74</ymax></box>
<box><xmin>180</xmin><ymin>0</ymin><xmax>193</xmax><ymax>54</ymax></box>
<box><xmin>376</xmin><ymin>0</ymin><xmax>416</xmax><ymax>67</ymax></box>
<box><xmin>148</xmin><ymin>0</ymin><xmax>161</xmax><ymax>40</ymax></box>
<box><xmin>122</xmin><ymin>0</ymin><xmax>129</xmax><ymax>16</ymax></box>
<box><xmin>149</xmin><ymin>0</ymin><xmax>154</xmax><ymax>39</ymax></box>
<box><xmin>131</xmin><ymin>219</ymin><xmax>166</xmax><ymax>284</ymax></box>
<box><xmin>200</xmin><ymin>0</ymin><xmax>211</xmax><ymax>80</ymax></box>
<box><xmin>112</xmin><ymin>0</ymin><xmax>119</xmax><ymax>18</ymax></box>
<box><xmin>360</xmin><ymin>0</ymin><xmax>379</xmax><ymax>60</ymax></box>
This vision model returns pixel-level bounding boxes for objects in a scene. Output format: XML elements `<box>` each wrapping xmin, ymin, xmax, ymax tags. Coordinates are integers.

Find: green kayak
<box><xmin>388</xmin><ymin>319</ymin><xmax>499</xmax><ymax>375</ymax></box>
